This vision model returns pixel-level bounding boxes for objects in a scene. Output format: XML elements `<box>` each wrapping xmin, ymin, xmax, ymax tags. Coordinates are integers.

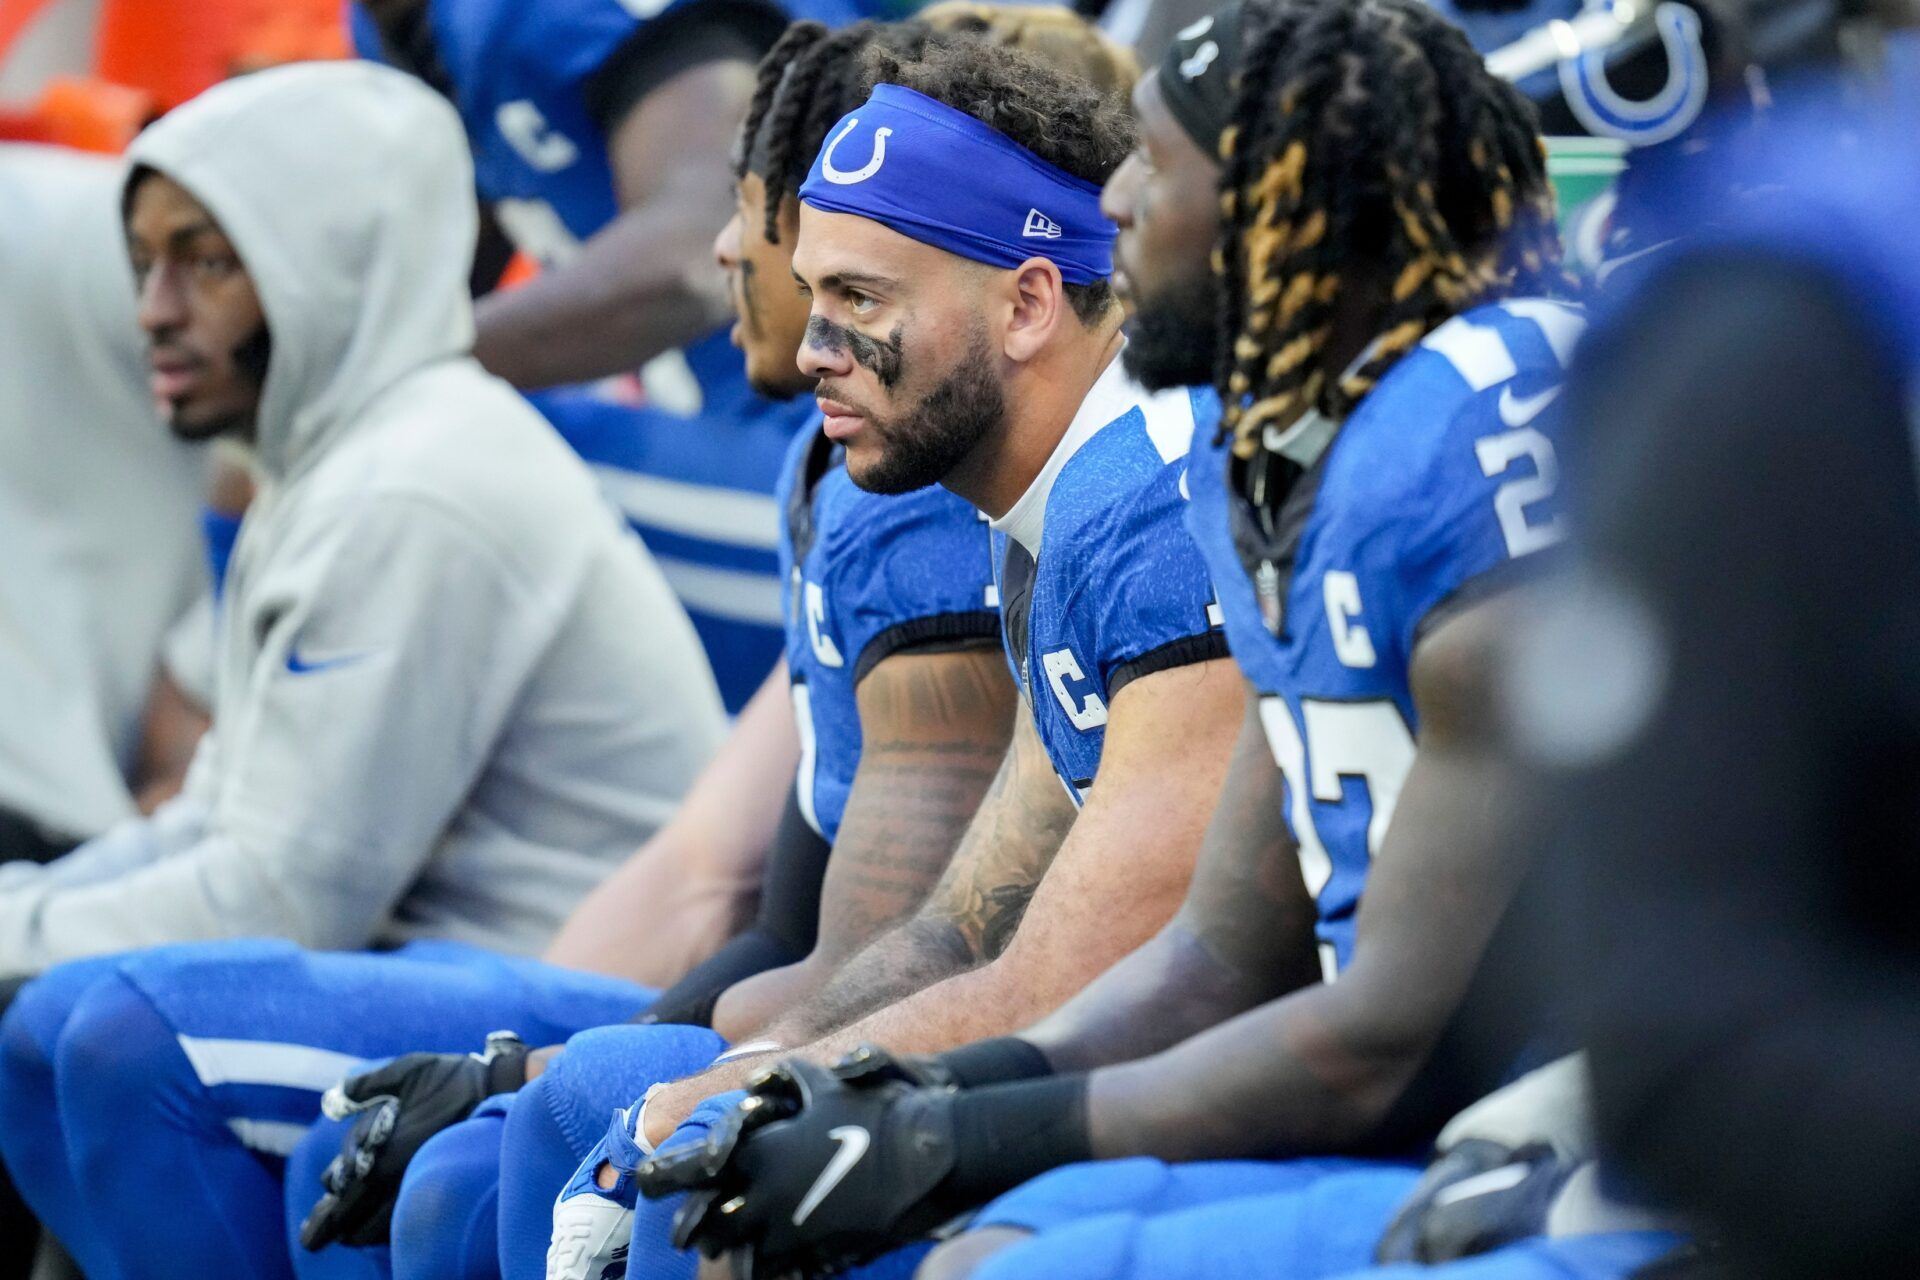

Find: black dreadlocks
<box><xmin>1215</xmin><ymin>0</ymin><xmax>1568</xmax><ymax>457</ymax></box>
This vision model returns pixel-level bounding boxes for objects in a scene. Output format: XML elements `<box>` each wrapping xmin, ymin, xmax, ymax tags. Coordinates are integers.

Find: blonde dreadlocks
<box><xmin>1214</xmin><ymin>0</ymin><xmax>1567</xmax><ymax>458</ymax></box>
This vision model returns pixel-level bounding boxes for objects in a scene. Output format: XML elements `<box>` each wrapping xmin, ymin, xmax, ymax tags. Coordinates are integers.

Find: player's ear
<box><xmin>1002</xmin><ymin>257</ymin><xmax>1067</xmax><ymax>364</ymax></box>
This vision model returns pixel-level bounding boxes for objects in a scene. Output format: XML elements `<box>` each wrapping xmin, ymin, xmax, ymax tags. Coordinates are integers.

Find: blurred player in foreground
<box><xmin>1532</xmin><ymin>73</ymin><xmax>1920</xmax><ymax>1280</ymax></box>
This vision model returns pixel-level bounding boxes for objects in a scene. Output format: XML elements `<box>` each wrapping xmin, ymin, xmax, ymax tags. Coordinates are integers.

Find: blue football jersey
<box><xmin>350</xmin><ymin>0</ymin><xmax>862</xmax><ymax>256</ymax></box>
<box><xmin>352</xmin><ymin>0</ymin><xmax>860</xmax><ymax>709</ymax></box>
<box><xmin>1186</xmin><ymin>300</ymin><xmax>1586</xmax><ymax>978</ymax></box>
<box><xmin>776</xmin><ymin>427</ymin><xmax>1000</xmax><ymax>841</ymax></box>
<box><xmin>992</xmin><ymin>361</ymin><xmax>1228</xmax><ymax>800</ymax></box>
<box><xmin>529</xmin><ymin>359</ymin><xmax>812</xmax><ymax>714</ymax></box>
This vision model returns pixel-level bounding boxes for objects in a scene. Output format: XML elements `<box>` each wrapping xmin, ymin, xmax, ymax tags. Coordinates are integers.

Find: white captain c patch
<box><xmin>804</xmin><ymin>580</ymin><xmax>844</xmax><ymax>668</ymax></box>
<box><xmin>1324</xmin><ymin>571</ymin><xmax>1377</xmax><ymax>669</ymax></box>
<box><xmin>1043</xmin><ymin>647</ymin><xmax>1109</xmax><ymax>731</ymax></box>
<box><xmin>496</xmin><ymin>101</ymin><xmax>578</xmax><ymax>172</ymax></box>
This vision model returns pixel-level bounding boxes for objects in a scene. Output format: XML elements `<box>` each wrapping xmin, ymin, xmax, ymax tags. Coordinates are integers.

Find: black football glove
<box><xmin>824</xmin><ymin>1042</ymin><xmax>966</xmax><ymax>1091</ymax></box>
<box><xmin>635</xmin><ymin>1051</ymin><xmax>967</xmax><ymax>1279</ymax></box>
<box><xmin>1374</xmin><ymin>1138</ymin><xmax>1578</xmax><ymax>1264</ymax></box>
<box><xmin>298</xmin><ymin>1030</ymin><xmax>529</xmax><ymax>1250</ymax></box>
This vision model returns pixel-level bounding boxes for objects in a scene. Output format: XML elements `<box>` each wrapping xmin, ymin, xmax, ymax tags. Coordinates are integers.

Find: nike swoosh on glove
<box><xmin>636</xmin><ymin>1056</ymin><xmax>962</xmax><ymax>1280</ymax></box>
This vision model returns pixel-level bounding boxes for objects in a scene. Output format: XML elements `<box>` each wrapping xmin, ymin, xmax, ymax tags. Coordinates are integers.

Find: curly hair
<box><xmin>1214</xmin><ymin>0</ymin><xmax>1569</xmax><ymax>457</ymax></box>
<box><xmin>919</xmin><ymin>1</ymin><xmax>1139</xmax><ymax>96</ymax></box>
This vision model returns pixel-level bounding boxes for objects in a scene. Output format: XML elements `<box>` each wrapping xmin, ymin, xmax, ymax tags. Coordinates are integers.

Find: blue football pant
<box><xmin>965</xmin><ymin>1157</ymin><xmax>1420</xmax><ymax>1280</ymax></box>
<box><xmin>962</xmin><ymin>1159</ymin><xmax>1679</xmax><ymax>1280</ymax></box>
<box><xmin>0</xmin><ymin>939</ymin><xmax>650</xmax><ymax>1280</ymax></box>
<box><xmin>497</xmin><ymin>1024</ymin><xmax>729</xmax><ymax>1280</ymax></box>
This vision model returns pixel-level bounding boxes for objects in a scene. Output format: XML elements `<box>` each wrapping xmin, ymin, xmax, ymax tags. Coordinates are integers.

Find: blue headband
<box><xmin>798</xmin><ymin>84</ymin><xmax>1116</xmax><ymax>286</ymax></box>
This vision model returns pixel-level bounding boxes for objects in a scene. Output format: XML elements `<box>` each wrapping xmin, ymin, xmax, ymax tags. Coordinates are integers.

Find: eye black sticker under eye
<box><xmin>807</xmin><ymin>316</ymin><xmax>905</xmax><ymax>390</ymax></box>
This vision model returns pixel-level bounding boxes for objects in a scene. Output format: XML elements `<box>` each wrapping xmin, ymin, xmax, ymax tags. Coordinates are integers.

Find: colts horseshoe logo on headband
<box><xmin>799</xmin><ymin>85</ymin><xmax>1115</xmax><ymax>284</ymax></box>
<box><xmin>821</xmin><ymin>118</ymin><xmax>893</xmax><ymax>185</ymax></box>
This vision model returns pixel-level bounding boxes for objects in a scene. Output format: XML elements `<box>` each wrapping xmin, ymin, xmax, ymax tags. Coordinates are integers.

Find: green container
<box><xmin>1545</xmin><ymin>134</ymin><xmax>1628</xmax><ymax>232</ymax></box>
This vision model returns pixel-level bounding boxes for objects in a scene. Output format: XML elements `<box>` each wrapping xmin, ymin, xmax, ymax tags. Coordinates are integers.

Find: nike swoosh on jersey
<box><xmin>1498</xmin><ymin>385</ymin><xmax>1562</xmax><ymax>428</ymax></box>
<box><xmin>284</xmin><ymin>645</ymin><xmax>372</xmax><ymax>676</ymax></box>
<box><xmin>791</xmin><ymin>1125</ymin><xmax>871</xmax><ymax>1226</ymax></box>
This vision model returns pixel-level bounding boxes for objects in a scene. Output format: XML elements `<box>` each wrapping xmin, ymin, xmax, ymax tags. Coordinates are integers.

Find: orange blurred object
<box><xmin>95</xmin><ymin>0</ymin><xmax>350</xmax><ymax>108</ymax></box>
<box><xmin>496</xmin><ymin>251</ymin><xmax>542</xmax><ymax>291</ymax></box>
<box><xmin>1</xmin><ymin>0</ymin><xmax>349</xmax><ymax>146</ymax></box>
<box><xmin>0</xmin><ymin>0</ymin><xmax>57</xmax><ymax>66</ymax></box>
<box><xmin>31</xmin><ymin>73</ymin><xmax>152</xmax><ymax>149</ymax></box>
<box><xmin>0</xmin><ymin>74</ymin><xmax>152</xmax><ymax>150</ymax></box>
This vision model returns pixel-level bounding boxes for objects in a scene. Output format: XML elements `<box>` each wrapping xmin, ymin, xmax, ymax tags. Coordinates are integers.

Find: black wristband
<box><xmin>933</xmin><ymin>1038</ymin><xmax>1056</xmax><ymax>1090</ymax></box>
<box><xmin>483</xmin><ymin>1040</ymin><xmax>532</xmax><ymax>1095</ymax></box>
<box><xmin>639</xmin><ymin>927</ymin><xmax>796</xmax><ymax>1028</ymax></box>
<box><xmin>940</xmin><ymin>1074</ymin><xmax>1092</xmax><ymax>1210</ymax></box>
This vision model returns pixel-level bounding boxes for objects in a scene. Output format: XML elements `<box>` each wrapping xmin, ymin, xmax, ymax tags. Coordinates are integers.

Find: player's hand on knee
<box><xmin>298</xmin><ymin>1030</ymin><xmax>530</xmax><ymax>1250</ymax></box>
<box><xmin>631</xmin><ymin>1043</ymin><xmax>947</xmax><ymax>1201</ymax></box>
<box><xmin>1373</xmin><ymin>1138</ymin><xmax>1577</xmax><ymax>1264</ymax></box>
<box><xmin>547</xmin><ymin>1101</ymin><xmax>646</xmax><ymax>1280</ymax></box>
<box><xmin>637</xmin><ymin>1054</ymin><xmax>965</xmax><ymax>1278</ymax></box>
<box><xmin>549</xmin><ymin>1084</ymin><xmax>736</xmax><ymax>1280</ymax></box>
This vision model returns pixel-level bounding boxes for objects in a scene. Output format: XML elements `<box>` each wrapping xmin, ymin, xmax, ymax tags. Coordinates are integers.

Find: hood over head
<box><xmin>125</xmin><ymin>62</ymin><xmax>478</xmax><ymax>479</ymax></box>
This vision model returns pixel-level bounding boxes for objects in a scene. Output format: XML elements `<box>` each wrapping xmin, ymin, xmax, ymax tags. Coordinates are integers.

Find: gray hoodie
<box><xmin>0</xmin><ymin>63</ymin><xmax>728</xmax><ymax>973</ymax></box>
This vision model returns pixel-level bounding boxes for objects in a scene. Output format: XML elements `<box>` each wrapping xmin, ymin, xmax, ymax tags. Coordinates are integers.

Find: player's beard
<box><xmin>166</xmin><ymin>323</ymin><xmax>270</xmax><ymax>443</ymax></box>
<box><xmin>1122</xmin><ymin>272</ymin><xmax>1220</xmax><ymax>391</ymax></box>
<box><xmin>844</xmin><ymin>325</ymin><xmax>1006</xmax><ymax>495</ymax></box>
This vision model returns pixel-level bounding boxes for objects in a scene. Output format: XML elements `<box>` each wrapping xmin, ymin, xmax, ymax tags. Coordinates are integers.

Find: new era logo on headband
<box><xmin>1023</xmin><ymin>208</ymin><xmax>1063</xmax><ymax>239</ymax></box>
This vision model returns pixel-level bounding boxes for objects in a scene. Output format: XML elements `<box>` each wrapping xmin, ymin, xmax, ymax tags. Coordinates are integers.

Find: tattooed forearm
<box><xmin>762</xmin><ymin>694</ymin><xmax>1073</xmax><ymax>1045</ymax></box>
<box><xmin>816</xmin><ymin>646</ymin><xmax>1013</xmax><ymax>946</ymax></box>
<box><xmin>768</xmin><ymin>914</ymin><xmax>979</xmax><ymax>1043</ymax></box>
<box><xmin>816</xmin><ymin>761</ymin><xmax>997</xmax><ymax>945</ymax></box>
<box><xmin>924</xmin><ymin>703</ymin><xmax>1076</xmax><ymax>959</ymax></box>
<box><xmin>755</xmin><ymin>646</ymin><xmax>1017</xmax><ymax>1043</ymax></box>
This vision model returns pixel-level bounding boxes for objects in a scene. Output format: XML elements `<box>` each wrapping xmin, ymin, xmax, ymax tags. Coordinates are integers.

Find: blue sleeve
<box><xmin>1090</xmin><ymin>473</ymin><xmax>1228</xmax><ymax>697</ymax></box>
<box><xmin>836</xmin><ymin>496</ymin><xmax>1000</xmax><ymax>685</ymax></box>
<box><xmin>1377</xmin><ymin>394</ymin><xmax>1564</xmax><ymax>662</ymax></box>
<box><xmin>200</xmin><ymin>507</ymin><xmax>245</xmax><ymax>600</ymax></box>
<box><xmin>347</xmin><ymin>4</ymin><xmax>385</xmax><ymax>61</ymax></box>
